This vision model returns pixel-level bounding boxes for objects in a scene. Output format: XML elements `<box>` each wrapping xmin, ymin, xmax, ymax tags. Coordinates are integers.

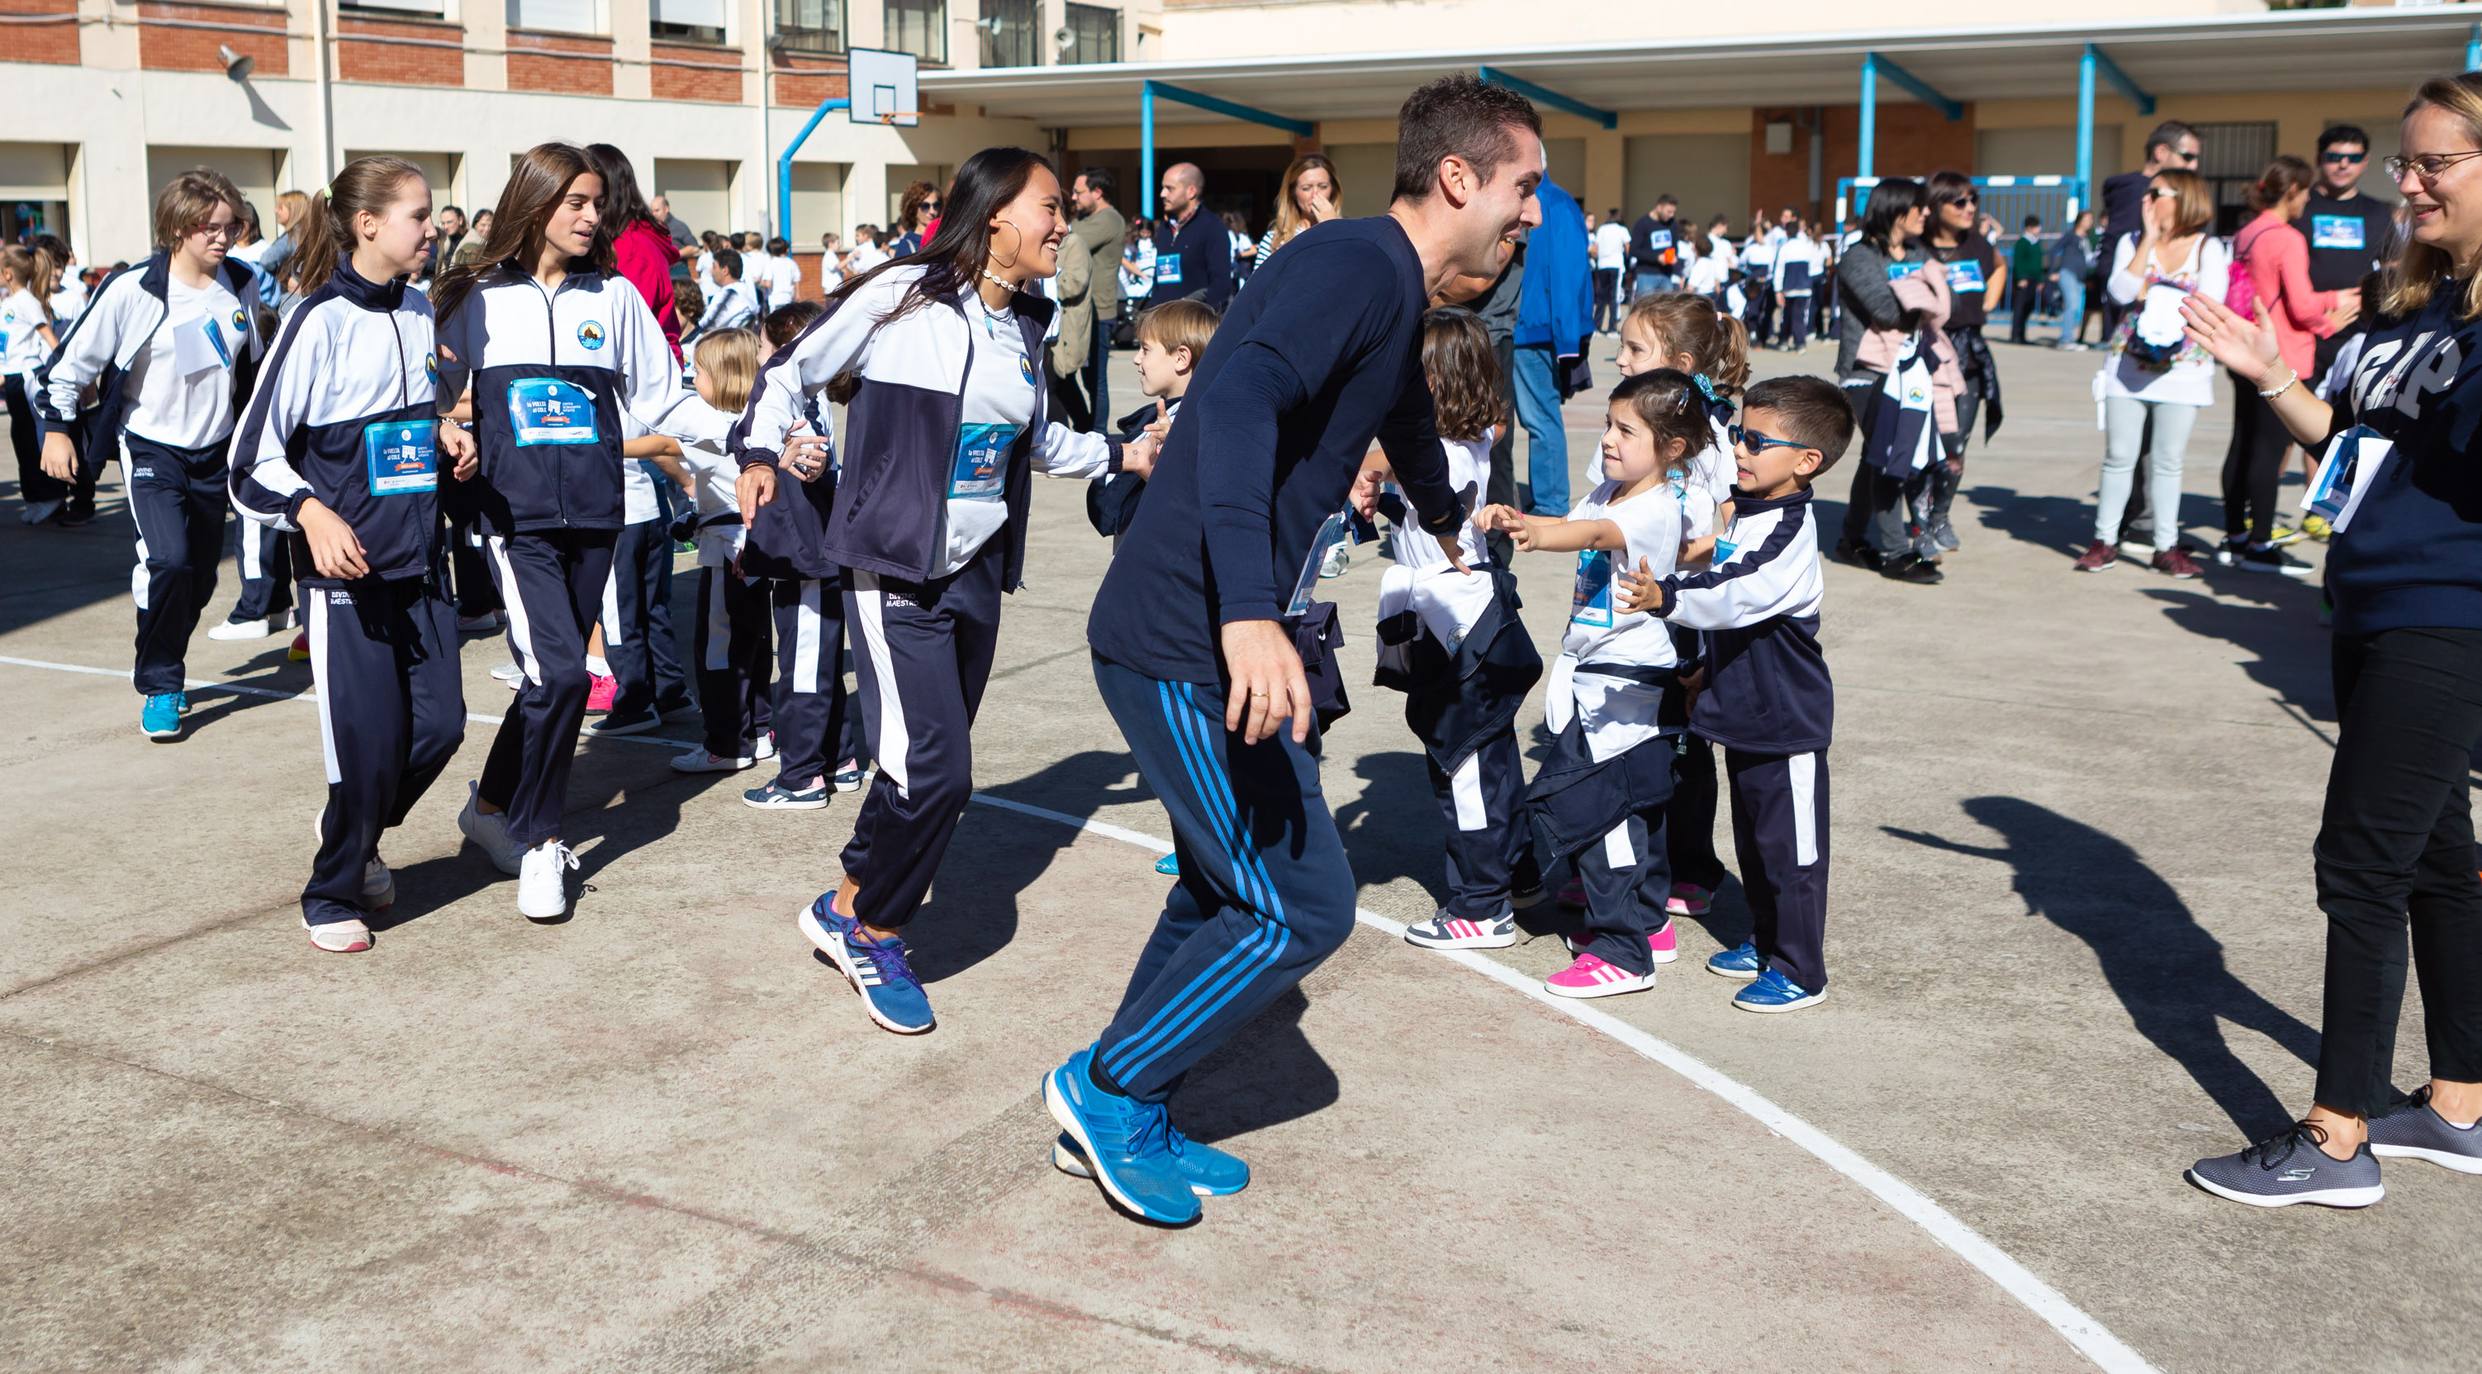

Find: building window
<box><xmin>343</xmin><ymin>0</ymin><xmax>445</xmax><ymax>17</ymax></box>
<box><xmin>884</xmin><ymin>0</ymin><xmax>943</xmax><ymax>64</ymax></box>
<box><xmin>1061</xmin><ymin>3</ymin><xmax>1117</xmax><ymax>65</ymax></box>
<box><xmin>651</xmin><ymin>0</ymin><xmax>727</xmax><ymax>43</ymax></box>
<box><xmin>978</xmin><ymin>0</ymin><xmax>1036</xmax><ymax>68</ymax></box>
<box><xmin>773</xmin><ymin>0</ymin><xmax>842</xmax><ymax>53</ymax></box>
<box><xmin>508</xmin><ymin>0</ymin><xmax>598</xmax><ymax>33</ymax></box>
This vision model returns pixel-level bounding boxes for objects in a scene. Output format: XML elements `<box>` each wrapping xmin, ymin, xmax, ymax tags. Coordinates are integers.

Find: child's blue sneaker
<box><xmin>1732</xmin><ymin>966</ymin><xmax>1827</xmax><ymax>1013</ymax></box>
<box><xmin>1043</xmin><ymin>1050</ymin><xmax>1203</xmax><ymax>1225</ymax></box>
<box><xmin>140</xmin><ymin>693</ymin><xmax>182</xmax><ymax>741</ymax></box>
<box><xmin>1705</xmin><ymin>939</ymin><xmax>1762</xmax><ymax>981</ymax></box>
<box><xmin>1154</xmin><ymin>851</ymin><xmax>1180</xmax><ymax>877</ymax></box>
<box><xmin>798</xmin><ymin>895</ymin><xmax>933</xmax><ymax>1034</ymax></box>
<box><xmin>174</xmin><ymin>690</ymin><xmax>193</xmax><ymax>715</ymax></box>
<box><xmin>1051</xmin><ymin>1117</ymin><xmax>1250</xmax><ymax>1197</ymax></box>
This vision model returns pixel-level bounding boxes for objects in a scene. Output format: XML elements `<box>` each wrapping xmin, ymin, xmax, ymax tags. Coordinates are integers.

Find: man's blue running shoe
<box><xmin>1153</xmin><ymin>851</ymin><xmax>1180</xmax><ymax>876</ymax></box>
<box><xmin>1052</xmin><ymin>1113</ymin><xmax>1249</xmax><ymax>1197</ymax></box>
<box><xmin>1733</xmin><ymin>966</ymin><xmax>1826</xmax><ymax>1013</ymax></box>
<box><xmin>797</xmin><ymin>895</ymin><xmax>933</xmax><ymax>1034</ymax></box>
<box><xmin>1044</xmin><ymin>1050</ymin><xmax>1202</xmax><ymax>1225</ymax></box>
<box><xmin>140</xmin><ymin>693</ymin><xmax>182</xmax><ymax>741</ymax></box>
<box><xmin>1705</xmin><ymin>939</ymin><xmax>1761</xmax><ymax>981</ymax></box>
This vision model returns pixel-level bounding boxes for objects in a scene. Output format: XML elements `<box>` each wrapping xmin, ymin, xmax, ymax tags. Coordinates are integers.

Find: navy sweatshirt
<box><xmin>1090</xmin><ymin>215</ymin><xmax>1463</xmax><ymax>684</ymax></box>
<box><xmin>1648</xmin><ymin>486</ymin><xmax>1833</xmax><ymax>755</ymax></box>
<box><xmin>2325</xmin><ymin>288</ymin><xmax>2482</xmax><ymax>636</ymax></box>
<box><xmin>1148</xmin><ymin>206</ymin><xmax>1235</xmax><ymax>311</ymax></box>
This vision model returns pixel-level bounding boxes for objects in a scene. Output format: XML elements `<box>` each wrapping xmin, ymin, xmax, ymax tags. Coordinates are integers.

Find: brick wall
<box><xmin>651</xmin><ymin>41</ymin><xmax>741</xmax><ymax>103</ymax></box>
<box><xmin>791</xmin><ymin>249</ymin><xmax>826</xmax><ymax>302</ymax></box>
<box><xmin>139</xmin><ymin>0</ymin><xmax>290</xmax><ymax>76</ymax></box>
<box><xmin>507</xmin><ymin>28</ymin><xmax>612</xmax><ymax>95</ymax></box>
<box><xmin>774</xmin><ymin>53</ymin><xmax>848</xmax><ymax>109</ymax></box>
<box><xmin>0</xmin><ymin>0</ymin><xmax>79</xmax><ymax>64</ymax></box>
<box><xmin>338</xmin><ymin>14</ymin><xmax>464</xmax><ymax>87</ymax></box>
<box><xmin>1748</xmin><ymin>103</ymin><xmax>1981</xmax><ymax>223</ymax></box>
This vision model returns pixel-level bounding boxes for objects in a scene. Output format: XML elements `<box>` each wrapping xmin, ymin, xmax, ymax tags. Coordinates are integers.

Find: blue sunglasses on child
<box><xmin>1729</xmin><ymin>424</ymin><xmax>1815</xmax><ymax>455</ymax></box>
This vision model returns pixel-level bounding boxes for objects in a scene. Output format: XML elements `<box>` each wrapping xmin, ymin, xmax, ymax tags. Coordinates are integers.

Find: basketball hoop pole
<box><xmin>776</xmin><ymin>95</ymin><xmax>850</xmax><ymax>242</ymax></box>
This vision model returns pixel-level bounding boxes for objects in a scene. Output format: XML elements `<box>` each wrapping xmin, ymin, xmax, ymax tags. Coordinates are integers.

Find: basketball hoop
<box><xmin>847</xmin><ymin>48</ymin><xmax>921</xmax><ymax>128</ymax></box>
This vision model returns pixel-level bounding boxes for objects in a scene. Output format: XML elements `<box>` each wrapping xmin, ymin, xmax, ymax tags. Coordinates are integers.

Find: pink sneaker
<box><xmin>1564</xmin><ymin>917</ymin><xmax>1681</xmax><ymax>964</ymax></box>
<box><xmin>1543</xmin><ymin>952</ymin><xmax>1655</xmax><ymax>999</ymax></box>
<box><xmin>1666</xmin><ymin>883</ymin><xmax>1713</xmax><ymax>918</ymax></box>
<box><xmin>585</xmin><ymin>673</ymin><xmax>618</xmax><ymax>714</ymax></box>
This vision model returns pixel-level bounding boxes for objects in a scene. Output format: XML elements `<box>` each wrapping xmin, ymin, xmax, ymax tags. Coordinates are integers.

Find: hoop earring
<box><xmin>989</xmin><ymin>222</ymin><xmax>1022</xmax><ymax>272</ymax></box>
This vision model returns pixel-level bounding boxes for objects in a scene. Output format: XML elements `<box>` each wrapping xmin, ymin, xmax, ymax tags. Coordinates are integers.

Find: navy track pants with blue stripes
<box><xmin>1090</xmin><ymin>657</ymin><xmax>1358</xmax><ymax>1105</ymax></box>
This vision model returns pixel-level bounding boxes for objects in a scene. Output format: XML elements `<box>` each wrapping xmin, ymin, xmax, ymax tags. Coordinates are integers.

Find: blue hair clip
<box><xmin>1693</xmin><ymin>372</ymin><xmax>1721</xmax><ymax>406</ymax></box>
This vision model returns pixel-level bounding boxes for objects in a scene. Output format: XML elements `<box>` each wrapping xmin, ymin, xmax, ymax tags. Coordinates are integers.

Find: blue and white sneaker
<box><xmin>1052</xmin><ymin>1115</ymin><xmax>1249</xmax><ymax>1197</ymax></box>
<box><xmin>798</xmin><ymin>896</ymin><xmax>933</xmax><ymax>1034</ymax></box>
<box><xmin>140</xmin><ymin>693</ymin><xmax>182</xmax><ymax>740</ymax></box>
<box><xmin>1153</xmin><ymin>851</ymin><xmax>1180</xmax><ymax>877</ymax></box>
<box><xmin>174</xmin><ymin>689</ymin><xmax>193</xmax><ymax>715</ymax></box>
<box><xmin>744</xmin><ymin>778</ymin><xmax>829</xmax><ymax>810</ymax></box>
<box><xmin>1705</xmin><ymin>939</ymin><xmax>1762</xmax><ymax>981</ymax></box>
<box><xmin>1732</xmin><ymin>966</ymin><xmax>1826</xmax><ymax>1013</ymax></box>
<box><xmin>1043</xmin><ymin>1049</ymin><xmax>1203</xmax><ymax>1225</ymax></box>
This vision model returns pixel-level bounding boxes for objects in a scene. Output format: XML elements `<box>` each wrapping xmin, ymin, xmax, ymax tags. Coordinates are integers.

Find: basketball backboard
<box><xmin>847</xmin><ymin>47</ymin><xmax>920</xmax><ymax>127</ymax></box>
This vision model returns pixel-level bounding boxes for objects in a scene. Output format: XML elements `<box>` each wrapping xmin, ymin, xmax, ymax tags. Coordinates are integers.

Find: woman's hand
<box><xmin>2326</xmin><ymin>292</ymin><xmax>2363</xmax><ymax>334</ymax></box>
<box><xmin>2139</xmin><ymin>193</ymin><xmax>2169</xmax><ymax>244</ymax></box>
<box><xmin>39</xmin><ymin>431</ymin><xmax>76</xmax><ymax>483</ymax></box>
<box><xmin>737</xmin><ymin>463</ymin><xmax>777</xmax><ymax>514</ymax></box>
<box><xmin>440</xmin><ymin>422</ymin><xmax>479</xmax><ymax>482</ymax></box>
<box><xmin>1307</xmin><ymin>191</ymin><xmax>1338</xmax><ymax>224</ymax></box>
<box><xmin>298</xmin><ymin>499</ymin><xmax>369</xmax><ymax>580</ymax></box>
<box><xmin>2180</xmin><ymin>292</ymin><xmax>2283</xmax><ymax>387</ymax></box>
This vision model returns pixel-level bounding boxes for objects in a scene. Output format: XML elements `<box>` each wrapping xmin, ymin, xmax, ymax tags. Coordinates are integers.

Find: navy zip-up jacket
<box><xmin>1090</xmin><ymin>215</ymin><xmax>1464</xmax><ymax>685</ymax></box>
<box><xmin>433</xmin><ymin>260</ymin><xmax>727</xmax><ymax>536</ymax></box>
<box><xmin>1649</xmin><ymin>486</ymin><xmax>1833</xmax><ymax>755</ymax></box>
<box><xmin>732</xmin><ymin>263</ymin><xmax>1122</xmax><ymax>588</ymax></box>
<box><xmin>230</xmin><ymin>264</ymin><xmax>446</xmax><ymax>584</ymax></box>
<box><xmin>1148</xmin><ymin>205</ymin><xmax>1235</xmax><ymax>311</ymax></box>
<box><xmin>2324</xmin><ymin>289</ymin><xmax>2482</xmax><ymax>636</ymax></box>
<box><xmin>34</xmin><ymin>252</ymin><xmax>264</xmax><ymax>456</ymax></box>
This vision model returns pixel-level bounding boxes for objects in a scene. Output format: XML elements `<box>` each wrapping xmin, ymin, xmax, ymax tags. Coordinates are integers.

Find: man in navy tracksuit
<box><xmin>1045</xmin><ymin>75</ymin><xmax>1548</xmax><ymax>1226</ymax></box>
<box><xmin>1146</xmin><ymin>163</ymin><xmax>1235</xmax><ymax>312</ymax></box>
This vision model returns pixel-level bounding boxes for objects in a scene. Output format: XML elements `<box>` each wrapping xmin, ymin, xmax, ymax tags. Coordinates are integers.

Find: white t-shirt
<box><xmin>1380</xmin><ymin>430</ymin><xmax>1497</xmax><ymax>648</ymax></box>
<box><xmin>939</xmin><ymin>293</ymin><xmax>1040</xmax><ymax>576</ymax></box>
<box><xmin>0</xmin><ymin>289</ymin><xmax>52</xmax><ymax>377</ymax></box>
<box><xmin>1594</xmin><ymin>221</ymin><xmax>1631</xmax><ymax>273</ymax></box>
<box><xmin>764</xmin><ymin>256</ymin><xmax>800</xmax><ymax>311</ymax></box>
<box><xmin>128</xmin><ymin>275</ymin><xmax>252</xmax><ymax>447</ymax></box>
<box><xmin>846</xmin><ymin>242</ymin><xmax>888</xmax><ymax>276</ymax></box>
<box><xmin>1682</xmin><ymin>415</ymin><xmax>1734</xmax><ymax>520</ymax></box>
<box><xmin>1552</xmin><ymin>477</ymin><xmax>1706</xmax><ymax>761</ymax></box>
<box><xmin>2104</xmin><ymin>233</ymin><xmax>2230</xmax><ymax>408</ymax></box>
<box><xmin>742</xmin><ymin>249</ymin><xmax>776</xmax><ymax>295</ymax></box>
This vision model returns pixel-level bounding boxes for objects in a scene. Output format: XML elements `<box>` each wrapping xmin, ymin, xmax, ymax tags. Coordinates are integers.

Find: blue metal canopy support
<box><xmin>1476</xmin><ymin>65</ymin><xmax>1617</xmax><ymax>130</ymax></box>
<box><xmin>2075</xmin><ymin>45</ymin><xmax>2154</xmax><ymax>220</ymax></box>
<box><xmin>2468</xmin><ymin>22</ymin><xmax>2480</xmax><ymax>72</ymax></box>
<box><xmin>1858</xmin><ymin>51</ymin><xmax>1961</xmax><ymax>180</ymax></box>
<box><xmin>1140</xmin><ymin>79</ymin><xmax>1315</xmax><ymax>220</ymax></box>
<box><xmin>777</xmin><ymin>96</ymin><xmax>850</xmax><ymax>241</ymax></box>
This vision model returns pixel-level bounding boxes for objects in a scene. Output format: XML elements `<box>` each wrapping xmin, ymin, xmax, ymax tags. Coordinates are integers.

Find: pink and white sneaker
<box><xmin>1543</xmin><ymin>952</ymin><xmax>1655</xmax><ymax>999</ymax></box>
<box><xmin>1666</xmin><ymin>883</ymin><xmax>1714</xmax><ymax>918</ymax></box>
<box><xmin>1403</xmin><ymin>907</ymin><xmax>1518</xmax><ymax>950</ymax></box>
<box><xmin>1565</xmin><ymin>917</ymin><xmax>1681</xmax><ymax>964</ymax></box>
<box><xmin>585</xmin><ymin>673</ymin><xmax>618</xmax><ymax>714</ymax></box>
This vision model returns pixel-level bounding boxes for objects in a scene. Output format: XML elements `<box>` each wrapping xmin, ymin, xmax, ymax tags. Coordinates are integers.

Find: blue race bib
<box><xmin>1945</xmin><ymin>257</ymin><xmax>1987</xmax><ymax>294</ymax></box>
<box><xmin>364</xmin><ymin>418</ymin><xmax>438</xmax><ymax>496</ymax></box>
<box><xmin>1155</xmin><ymin>253</ymin><xmax>1185</xmax><ymax>287</ymax></box>
<box><xmin>949</xmin><ymin>422</ymin><xmax>1019</xmax><ymax>500</ymax></box>
<box><xmin>506</xmin><ymin>378</ymin><xmax>598</xmax><ymax>446</ymax></box>
<box><xmin>1571</xmin><ymin>549</ymin><xmax>1614</xmax><ymax>629</ymax></box>
<box><xmin>1887</xmin><ymin>260</ymin><xmax>1924</xmax><ymax>281</ymax></box>
<box><xmin>2310</xmin><ymin>214</ymin><xmax>2366</xmax><ymax>251</ymax></box>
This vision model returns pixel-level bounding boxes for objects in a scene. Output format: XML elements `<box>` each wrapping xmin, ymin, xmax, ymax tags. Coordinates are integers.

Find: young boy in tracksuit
<box><xmin>1620</xmin><ymin>374</ymin><xmax>1854</xmax><ymax>1013</ymax></box>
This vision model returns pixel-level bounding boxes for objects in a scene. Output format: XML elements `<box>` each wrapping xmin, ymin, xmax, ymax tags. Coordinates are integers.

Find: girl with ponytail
<box><xmin>2</xmin><ymin>244</ymin><xmax>63</xmax><ymax>523</ymax></box>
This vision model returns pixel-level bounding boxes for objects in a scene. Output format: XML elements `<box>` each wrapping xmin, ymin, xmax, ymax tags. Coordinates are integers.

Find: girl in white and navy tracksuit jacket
<box><xmin>229</xmin><ymin>159</ymin><xmax>470</xmax><ymax>949</ymax></box>
<box><xmin>432</xmin><ymin>146</ymin><xmax>733</xmax><ymax>916</ymax></box>
<box><xmin>737</xmin><ymin>163</ymin><xmax>1126</xmax><ymax>1035</ymax></box>
<box><xmin>35</xmin><ymin>180</ymin><xmax>267</xmax><ymax>730</ymax></box>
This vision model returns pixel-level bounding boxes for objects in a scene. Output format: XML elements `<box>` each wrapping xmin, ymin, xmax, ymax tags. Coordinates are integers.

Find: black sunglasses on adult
<box><xmin>2323</xmin><ymin>150</ymin><xmax>2368</xmax><ymax>166</ymax></box>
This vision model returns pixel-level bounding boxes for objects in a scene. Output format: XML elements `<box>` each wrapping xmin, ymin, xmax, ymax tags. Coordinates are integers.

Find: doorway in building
<box><xmin>2196</xmin><ymin>122</ymin><xmax>2278</xmax><ymax>237</ymax></box>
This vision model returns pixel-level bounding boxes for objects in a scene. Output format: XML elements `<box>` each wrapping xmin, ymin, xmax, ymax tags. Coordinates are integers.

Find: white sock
<box><xmin>585</xmin><ymin>654</ymin><xmax>611</xmax><ymax>677</ymax></box>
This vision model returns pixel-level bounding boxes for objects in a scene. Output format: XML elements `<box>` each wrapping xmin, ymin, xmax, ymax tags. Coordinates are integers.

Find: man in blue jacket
<box><xmin>1513</xmin><ymin>178</ymin><xmax>1592</xmax><ymax>513</ymax></box>
<box><xmin>1147</xmin><ymin>162</ymin><xmax>1235</xmax><ymax>311</ymax></box>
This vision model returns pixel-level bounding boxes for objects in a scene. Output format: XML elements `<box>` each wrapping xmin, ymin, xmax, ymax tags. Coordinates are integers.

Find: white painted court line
<box><xmin>0</xmin><ymin>652</ymin><xmax>2159</xmax><ymax>1374</ymax></box>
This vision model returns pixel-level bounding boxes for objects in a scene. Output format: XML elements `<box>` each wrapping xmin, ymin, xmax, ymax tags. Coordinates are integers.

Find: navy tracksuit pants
<box><xmin>228</xmin><ymin>516</ymin><xmax>295</xmax><ymax>625</ymax></box>
<box><xmin>767</xmin><ymin>575</ymin><xmax>859</xmax><ymax>790</ymax></box>
<box><xmin>839</xmin><ymin>541</ymin><xmax>1001</xmax><ymax>927</ymax></box>
<box><xmin>603</xmin><ymin>515</ymin><xmax>690</xmax><ymax>718</ymax></box>
<box><xmin>1427</xmin><ymin>728</ymin><xmax>1536</xmax><ymax>920</ymax></box>
<box><xmin>303</xmin><ymin>578</ymin><xmax>466</xmax><ymax>925</ymax></box>
<box><xmin>123</xmin><ymin>434</ymin><xmax>231</xmax><ymax>696</ymax></box>
<box><xmin>693</xmin><ymin>563</ymin><xmax>773</xmax><ymax>759</ymax></box>
<box><xmin>1089</xmin><ymin>659</ymin><xmax>1359</xmax><ymax>1105</ymax></box>
<box><xmin>479</xmin><ymin>528</ymin><xmax>616</xmax><ymax>848</ymax></box>
<box><xmin>1726</xmin><ymin>747</ymin><xmax>1831</xmax><ymax>992</ymax></box>
<box><xmin>1539</xmin><ymin>720</ymin><xmax>1675</xmax><ymax>978</ymax></box>
<box><xmin>1668</xmin><ymin>734</ymin><xmax>1728</xmax><ymax>892</ymax></box>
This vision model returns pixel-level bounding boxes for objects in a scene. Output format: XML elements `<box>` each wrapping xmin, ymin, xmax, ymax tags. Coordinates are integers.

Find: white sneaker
<box><xmin>670</xmin><ymin>745</ymin><xmax>753</xmax><ymax>773</ymax></box>
<box><xmin>489</xmin><ymin>662</ymin><xmax>527</xmax><ymax>691</ymax></box>
<box><xmin>754</xmin><ymin>733</ymin><xmax>777</xmax><ymax>762</ymax></box>
<box><xmin>208</xmin><ymin>617</ymin><xmax>272</xmax><ymax>641</ymax></box>
<box><xmin>305</xmin><ymin>917</ymin><xmax>373</xmax><ymax>953</ymax></box>
<box><xmin>363</xmin><ymin>853</ymin><xmax>396</xmax><ymax>909</ymax></box>
<box><xmin>457</xmin><ymin>781</ymin><xmax>525</xmax><ymax>876</ymax></box>
<box><xmin>517</xmin><ymin>840</ymin><xmax>577</xmax><ymax>921</ymax></box>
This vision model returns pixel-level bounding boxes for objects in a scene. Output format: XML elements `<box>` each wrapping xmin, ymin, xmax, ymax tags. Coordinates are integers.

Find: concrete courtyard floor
<box><xmin>3</xmin><ymin>340</ymin><xmax>2475</xmax><ymax>1373</ymax></box>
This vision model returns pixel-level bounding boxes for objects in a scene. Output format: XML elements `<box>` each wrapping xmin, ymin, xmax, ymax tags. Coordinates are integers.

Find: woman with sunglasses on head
<box><xmin>2179</xmin><ymin>74</ymin><xmax>2482</xmax><ymax>1208</ymax></box>
<box><xmin>1911</xmin><ymin>171</ymin><xmax>2006</xmax><ymax>564</ymax></box>
<box><xmin>36</xmin><ymin>170</ymin><xmax>268</xmax><ymax>741</ymax></box>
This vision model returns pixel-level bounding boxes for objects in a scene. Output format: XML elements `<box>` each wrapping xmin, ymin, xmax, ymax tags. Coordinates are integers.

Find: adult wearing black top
<box><xmin>1914</xmin><ymin>171</ymin><xmax>2006</xmax><ymax>559</ymax></box>
<box><xmin>1049</xmin><ymin>74</ymin><xmax>1544</xmax><ymax>1227</ymax></box>
<box><xmin>1146</xmin><ymin>162</ymin><xmax>1235</xmax><ymax>311</ymax></box>
<box><xmin>2304</xmin><ymin>124</ymin><xmax>2397</xmax><ymax>382</ymax></box>
<box><xmin>2179</xmin><ymin>74</ymin><xmax>2482</xmax><ymax>1209</ymax></box>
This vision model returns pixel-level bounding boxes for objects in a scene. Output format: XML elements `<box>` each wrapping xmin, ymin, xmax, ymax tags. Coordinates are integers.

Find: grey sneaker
<box><xmin>2187</xmin><ymin>1124</ymin><xmax>2384</xmax><ymax>1209</ymax></box>
<box><xmin>2368</xmin><ymin>1089</ymin><xmax>2482</xmax><ymax>1175</ymax></box>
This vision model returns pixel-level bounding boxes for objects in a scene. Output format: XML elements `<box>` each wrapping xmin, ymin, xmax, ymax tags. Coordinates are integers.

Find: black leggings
<box><xmin>2219</xmin><ymin>375</ymin><xmax>2289</xmax><ymax>544</ymax></box>
<box><xmin>2314</xmin><ymin>626</ymin><xmax>2482</xmax><ymax>1117</ymax></box>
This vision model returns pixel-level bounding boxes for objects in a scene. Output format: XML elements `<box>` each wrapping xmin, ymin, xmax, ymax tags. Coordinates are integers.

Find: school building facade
<box><xmin>2</xmin><ymin>0</ymin><xmax>2466</xmax><ymax>266</ymax></box>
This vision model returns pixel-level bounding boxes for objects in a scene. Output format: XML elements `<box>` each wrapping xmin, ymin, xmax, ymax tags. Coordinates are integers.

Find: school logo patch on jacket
<box><xmin>423</xmin><ymin>352</ymin><xmax>437</xmax><ymax>383</ymax></box>
<box><xmin>231</xmin><ymin>307</ymin><xmax>248</xmax><ymax>333</ymax></box>
<box><xmin>577</xmin><ymin>320</ymin><xmax>606</xmax><ymax>350</ymax></box>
